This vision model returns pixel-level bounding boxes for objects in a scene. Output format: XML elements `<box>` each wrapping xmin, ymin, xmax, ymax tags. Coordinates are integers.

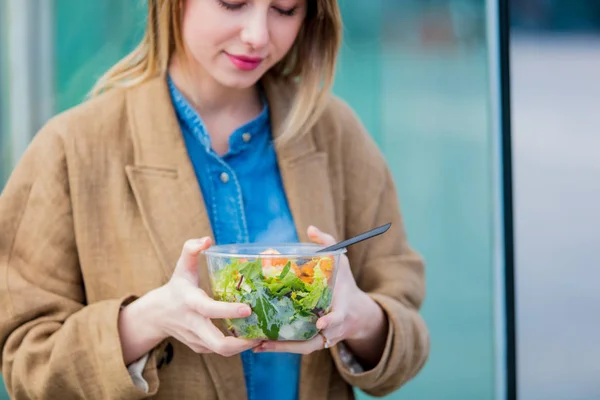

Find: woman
<box><xmin>0</xmin><ymin>0</ymin><xmax>429</xmax><ymax>399</ymax></box>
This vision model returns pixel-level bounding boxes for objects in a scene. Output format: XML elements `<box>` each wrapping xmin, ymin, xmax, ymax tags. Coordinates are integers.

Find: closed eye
<box><xmin>273</xmin><ymin>6</ymin><xmax>298</xmax><ymax>17</ymax></box>
<box><xmin>217</xmin><ymin>0</ymin><xmax>245</xmax><ymax>11</ymax></box>
<box><xmin>217</xmin><ymin>0</ymin><xmax>298</xmax><ymax>17</ymax></box>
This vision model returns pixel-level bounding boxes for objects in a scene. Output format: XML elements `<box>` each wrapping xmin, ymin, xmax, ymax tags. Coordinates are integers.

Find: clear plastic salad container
<box><xmin>203</xmin><ymin>243</ymin><xmax>345</xmax><ymax>341</ymax></box>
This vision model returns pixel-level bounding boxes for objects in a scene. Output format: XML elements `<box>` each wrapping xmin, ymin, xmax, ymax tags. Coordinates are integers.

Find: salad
<box><xmin>210</xmin><ymin>249</ymin><xmax>336</xmax><ymax>341</ymax></box>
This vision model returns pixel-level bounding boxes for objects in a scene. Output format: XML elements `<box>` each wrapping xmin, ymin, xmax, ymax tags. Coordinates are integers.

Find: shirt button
<box><xmin>242</xmin><ymin>133</ymin><xmax>252</xmax><ymax>143</ymax></box>
<box><xmin>220</xmin><ymin>172</ymin><xmax>230</xmax><ymax>183</ymax></box>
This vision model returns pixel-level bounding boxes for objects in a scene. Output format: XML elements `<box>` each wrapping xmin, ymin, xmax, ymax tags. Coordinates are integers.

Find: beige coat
<box><xmin>0</xmin><ymin>75</ymin><xmax>429</xmax><ymax>399</ymax></box>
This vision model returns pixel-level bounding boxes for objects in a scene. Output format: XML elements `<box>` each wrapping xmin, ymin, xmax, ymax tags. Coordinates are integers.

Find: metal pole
<box><xmin>6</xmin><ymin>0</ymin><xmax>55</xmax><ymax>167</ymax></box>
<box><xmin>38</xmin><ymin>0</ymin><xmax>56</xmax><ymax>127</ymax></box>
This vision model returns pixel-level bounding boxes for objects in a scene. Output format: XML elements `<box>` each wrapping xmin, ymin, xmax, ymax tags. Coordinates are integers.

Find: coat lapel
<box><xmin>124</xmin><ymin>77</ymin><xmax>212</xmax><ymax>289</ymax></box>
<box><xmin>125</xmin><ymin>77</ymin><xmax>247</xmax><ymax>400</ymax></box>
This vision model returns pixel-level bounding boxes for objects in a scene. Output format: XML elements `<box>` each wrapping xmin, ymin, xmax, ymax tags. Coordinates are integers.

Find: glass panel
<box><xmin>337</xmin><ymin>1</ymin><xmax>500</xmax><ymax>399</ymax></box>
<box><xmin>54</xmin><ymin>0</ymin><xmax>145</xmax><ymax>112</ymax></box>
<box><xmin>511</xmin><ymin>1</ymin><xmax>600</xmax><ymax>399</ymax></box>
<box><xmin>334</xmin><ymin>1</ymin><xmax>384</xmax><ymax>146</ymax></box>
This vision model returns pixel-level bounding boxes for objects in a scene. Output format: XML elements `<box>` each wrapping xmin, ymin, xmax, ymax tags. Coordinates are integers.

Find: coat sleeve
<box><xmin>328</xmin><ymin>98</ymin><xmax>430</xmax><ymax>397</ymax></box>
<box><xmin>0</xmin><ymin>123</ymin><xmax>162</xmax><ymax>399</ymax></box>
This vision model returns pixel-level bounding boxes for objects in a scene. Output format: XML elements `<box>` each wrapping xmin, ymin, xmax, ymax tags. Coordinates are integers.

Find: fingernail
<box><xmin>238</xmin><ymin>306</ymin><xmax>251</xmax><ymax>317</ymax></box>
<box><xmin>190</xmin><ymin>238</ymin><xmax>207</xmax><ymax>251</ymax></box>
<box><xmin>316</xmin><ymin>319</ymin><xmax>327</xmax><ymax>330</ymax></box>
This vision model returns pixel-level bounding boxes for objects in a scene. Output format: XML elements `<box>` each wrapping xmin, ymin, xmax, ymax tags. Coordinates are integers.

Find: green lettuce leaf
<box><xmin>245</xmin><ymin>285</ymin><xmax>295</xmax><ymax>340</ymax></box>
<box><xmin>264</xmin><ymin>265</ymin><xmax>306</xmax><ymax>297</ymax></box>
<box><xmin>238</xmin><ymin>260</ymin><xmax>263</xmax><ymax>284</ymax></box>
<box><xmin>296</xmin><ymin>262</ymin><xmax>329</xmax><ymax>311</ymax></box>
<box><xmin>213</xmin><ymin>259</ymin><xmax>242</xmax><ymax>301</ymax></box>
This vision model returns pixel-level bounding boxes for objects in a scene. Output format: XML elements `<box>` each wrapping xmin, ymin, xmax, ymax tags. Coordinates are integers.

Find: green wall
<box><xmin>0</xmin><ymin>1</ymin><xmax>499</xmax><ymax>399</ymax></box>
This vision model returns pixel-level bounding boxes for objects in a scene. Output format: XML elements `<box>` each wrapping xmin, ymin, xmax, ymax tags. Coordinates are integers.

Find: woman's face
<box><xmin>180</xmin><ymin>0</ymin><xmax>306</xmax><ymax>89</ymax></box>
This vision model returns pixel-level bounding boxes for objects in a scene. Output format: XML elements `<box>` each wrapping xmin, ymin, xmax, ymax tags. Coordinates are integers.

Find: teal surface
<box><xmin>376</xmin><ymin>51</ymin><xmax>496</xmax><ymax>400</ymax></box>
<box><xmin>0</xmin><ymin>1</ymin><xmax>498</xmax><ymax>399</ymax></box>
<box><xmin>336</xmin><ymin>4</ymin><xmax>497</xmax><ymax>397</ymax></box>
<box><xmin>54</xmin><ymin>0</ymin><xmax>146</xmax><ymax>112</ymax></box>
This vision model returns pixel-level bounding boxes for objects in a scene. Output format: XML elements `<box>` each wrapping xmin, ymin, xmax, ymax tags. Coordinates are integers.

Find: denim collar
<box><xmin>167</xmin><ymin>75</ymin><xmax>270</xmax><ymax>156</ymax></box>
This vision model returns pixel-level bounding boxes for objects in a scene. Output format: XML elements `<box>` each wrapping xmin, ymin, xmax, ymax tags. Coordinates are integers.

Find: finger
<box><xmin>198</xmin><ymin>320</ymin><xmax>261</xmax><ymax>356</ymax></box>
<box><xmin>171</xmin><ymin>330</ymin><xmax>211</xmax><ymax>354</ymax></box>
<box><xmin>188</xmin><ymin>291</ymin><xmax>252</xmax><ymax>319</ymax></box>
<box><xmin>174</xmin><ymin>237</ymin><xmax>213</xmax><ymax>280</ymax></box>
<box><xmin>307</xmin><ymin>226</ymin><xmax>336</xmax><ymax>246</ymax></box>
<box><xmin>176</xmin><ymin>312</ymin><xmax>226</xmax><ymax>353</ymax></box>
<box><xmin>316</xmin><ymin>310</ymin><xmax>345</xmax><ymax>331</ymax></box>
<box><xmin>255</xmin><ymin>334</ymin><xmax>325</xmax><ymax>355</ymax></box>
<box><xmin>320</xmin><ymin>326</ymin><xmax>345</xmax><ymax>346</ymax></box>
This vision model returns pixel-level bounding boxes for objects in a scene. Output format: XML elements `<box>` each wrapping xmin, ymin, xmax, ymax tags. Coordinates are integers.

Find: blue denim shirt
<box><xmin>168</xmin><ymin>77</ymin><xmax>302</xmax><ymax>400</ymax></box>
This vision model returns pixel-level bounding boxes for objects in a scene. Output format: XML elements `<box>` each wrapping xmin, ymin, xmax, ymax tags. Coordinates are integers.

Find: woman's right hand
<box><xmin>156</xmin><ymin>237</ymin><xmax>261</xmax><ymax>355</ymax></box>
<box><xmin>119</xmin><ymin>237</ymin><xmax>260</xmax><ymax>364</ymax></box>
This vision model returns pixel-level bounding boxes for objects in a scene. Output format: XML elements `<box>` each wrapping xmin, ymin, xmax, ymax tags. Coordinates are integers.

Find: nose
<box><xmin>240</xmin><ymin>9</ymin><xmax>269</xmax><ymax>50</ymax></box>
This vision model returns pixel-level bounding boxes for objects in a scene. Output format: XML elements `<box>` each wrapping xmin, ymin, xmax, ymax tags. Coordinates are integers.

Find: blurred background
<box><xmin>0</xmin><ymin>1</ymin><xmax>598</xmax><ymax>399</ymax></box>
<box><xmin>510</xmin><ymin>1</ymin><xmax>600</xmax><ymax>400</ymax></box>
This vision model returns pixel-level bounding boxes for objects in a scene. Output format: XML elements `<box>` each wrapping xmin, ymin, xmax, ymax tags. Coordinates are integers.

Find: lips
<box><xmin>226</xmin><ymin>53</ymin><xmax>264</xmax><ymax>71</ymax></box>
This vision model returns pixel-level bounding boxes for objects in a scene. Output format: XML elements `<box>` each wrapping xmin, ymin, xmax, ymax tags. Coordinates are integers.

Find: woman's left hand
<box><xmin>253</xmin><ymin>225</ymin><xmax>386</xmax><ymax>356</ymax></box>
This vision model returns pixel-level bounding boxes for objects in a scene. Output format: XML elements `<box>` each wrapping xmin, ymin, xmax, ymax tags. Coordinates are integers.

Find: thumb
<box><xmin>173</xmin><ymin>237</ymin><xmax>212</xmax><ymax>282</ymax></box>
<box><xmin>307</xmin><ymin>225</ymin><xmax>336</xmax><ymax>246</ymax></box>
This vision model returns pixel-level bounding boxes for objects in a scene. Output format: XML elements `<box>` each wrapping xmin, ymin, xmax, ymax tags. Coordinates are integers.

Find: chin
<box><xmin>224</xmin><ymin>80</ymin><xmax>260</xmax><ymax>90</ymax></box>
<box><xmin>217</xmin><ymin>74</ymin><xmax>264</xmax><ymax>90</ymax></box>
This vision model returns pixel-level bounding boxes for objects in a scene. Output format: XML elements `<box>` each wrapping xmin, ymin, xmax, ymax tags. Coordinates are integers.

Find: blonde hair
<box><xmin>90</xmin><ymin>0</ymin><xmax>342</xmax><ymax>143</ymax></box>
